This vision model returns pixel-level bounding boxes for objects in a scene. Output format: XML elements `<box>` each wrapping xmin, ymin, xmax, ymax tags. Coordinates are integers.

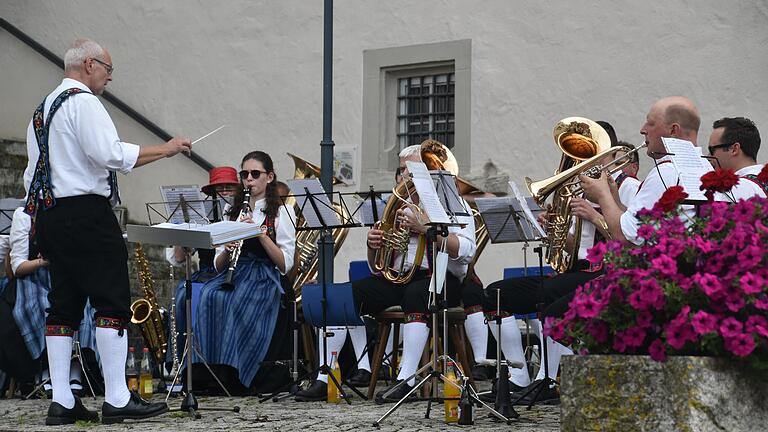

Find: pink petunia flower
<box><xmin>740</xmin><ymin>273</ymin><xmax>765</xmax><ymax>295</ymax></box>
<box><xmin>691</xmin><ymin>310</ymin><xmax>718</xmax><ymax>335</ymax></box>
<box><xmin>719</xmin><ymin>317</ymin><xmax>744</xmax><ymax>338</ymax></box>
<box><xmin>724</xmin><ymin>333</ymin><xmax>756</xmax><ymax>357</ymax></box>
<box><xmin>648</xmin><ymin>338</ymin><xmax>667</xmax><ymax>362</ymax></box>
<box><xmin>746</xmin><ymin>316</ymin><xmax>768</xmax><ymax>339</ymax></box>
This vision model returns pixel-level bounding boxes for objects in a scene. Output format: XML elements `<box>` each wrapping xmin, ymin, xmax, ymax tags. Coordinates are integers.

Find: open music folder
<box><xmin>126</xmin><ymin>221</ymin><xmax>262</xmax><ymax>249</ymax></box>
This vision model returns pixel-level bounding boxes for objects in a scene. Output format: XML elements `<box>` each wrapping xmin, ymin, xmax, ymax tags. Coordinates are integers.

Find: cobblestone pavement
<box><xmin>0</xmin><ymin>383</ymin><xmax>559</xmax><ymax>431</ymax></box>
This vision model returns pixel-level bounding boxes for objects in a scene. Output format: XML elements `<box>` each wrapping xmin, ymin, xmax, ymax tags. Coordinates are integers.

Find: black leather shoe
<box><xmin>45</xmin><ymin>396</ymin><xmax>99</xmax><ymax>425</ymax></box>
<box><xmin>101</xmin><ymin>391</ymin><xmax>168</xmax><ymax>424</ymax></box>
<box><xmin>478</xmin><ymin>378</ymin><xmax>526</xmax><ymax>402</ymax></box>
<box><xmin>347</xmin><ymin>369</ymin><xmax>373</xmax><ymax>387</ymax></box>
<box><xmin>375</xmin><ymin>380</ymin><xmax>414</xmax><ymax>404</ymax></box>
<box><xmin>471</xmin><ymin>364</ymin><xmax>495</xmax><ymax>381</ymax></box>
<box><xmin>511</xmin><ymin>380</ymin><xmax>560</xmax><ymax>405</ymax></box>
<box><xmin>294</xmin><ymin>380</ymin><xmax>327</xmax><ymax>402</ymax></box>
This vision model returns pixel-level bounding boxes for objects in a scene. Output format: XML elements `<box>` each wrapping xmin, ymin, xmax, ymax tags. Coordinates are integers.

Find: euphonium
<box><xmin>286</xmin><ymin>153</ymin><xmax>349</xmax><ymax>301</ymax></box>
<box><xmin>130</xmin><ymin>243</ymin><xmax>168</xmax><ymax>367</ymax></box>
<box><xmin>222</xmin><ymin>187</ymin><xmax>251</xmax><ymax>289</ymax></box>
<box><xmin>373</xmin><ymin>139</ymin><xmax>456</xmax><ymax>284</ymax></box>
<box><xmin>524</xmin><ymin>117</ymin><xmax>614</xmax><ymax>273</ymax></box>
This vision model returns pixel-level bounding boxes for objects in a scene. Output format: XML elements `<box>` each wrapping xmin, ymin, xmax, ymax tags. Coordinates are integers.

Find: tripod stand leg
<box><xmin>373</xmin><ymin>371</ymin><xmax>433</xmax><ymax>427</ymax></box>
<box><xmin>166</xmin><ymin>338</ymin><xmax>190</xmax><ymax>402</ymax></box>
<box><xmin>74</xmin><ymin>342</ymin><xmax>97</xmax><ymax>399</ymax></box>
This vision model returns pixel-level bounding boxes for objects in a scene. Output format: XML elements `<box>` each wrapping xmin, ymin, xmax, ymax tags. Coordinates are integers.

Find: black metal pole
<box><xmin>319</xmin><ymin>0</ymin><xmax>335</xmax><ymax>288</ymax></box>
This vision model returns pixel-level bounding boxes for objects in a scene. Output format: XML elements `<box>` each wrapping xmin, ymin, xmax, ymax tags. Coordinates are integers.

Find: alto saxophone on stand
<box><xmin>130</xmin><ymin>243</ymin><xmax>169</xmax><ymax>367</ymax></box>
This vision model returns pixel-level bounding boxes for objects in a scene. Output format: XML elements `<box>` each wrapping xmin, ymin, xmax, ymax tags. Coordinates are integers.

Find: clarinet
<box><xmin>222</xmin><ymin>187</ymin><xmax>251</xmax><ymax>289</ymax></box>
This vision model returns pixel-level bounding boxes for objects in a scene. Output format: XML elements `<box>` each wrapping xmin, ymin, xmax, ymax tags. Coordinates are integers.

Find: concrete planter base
<box><xmin>560</xmin><ymin>355</ymin><xmax>768</xmax><ymax>432</ymax></box>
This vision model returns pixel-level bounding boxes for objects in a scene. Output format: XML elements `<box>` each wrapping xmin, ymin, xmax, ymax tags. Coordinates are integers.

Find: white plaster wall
<box><xmin>1</xmin><ymin>0</ymin><xmax>767</xmax><ymax>284</ymax></box>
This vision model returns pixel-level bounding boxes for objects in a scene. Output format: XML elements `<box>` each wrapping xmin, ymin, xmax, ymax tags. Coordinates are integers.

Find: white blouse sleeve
<box><xmin>448</xmin><ymin>201</ymin><xmax>476</xmax><ymax>264</ymax></box>
<box><xmin>9</xmin><ymin>208</ymin><xmax>31</xmax><ymax>275</ymax></box>
<box><xmin>0</xmin><ymin>235</ymin><xmax>9</xmax><ymax>263</ymax></box>
<box><xmin>276</xmin><ymin>205</ymin><xmax>297</xmax><ymax>275</ymax></box>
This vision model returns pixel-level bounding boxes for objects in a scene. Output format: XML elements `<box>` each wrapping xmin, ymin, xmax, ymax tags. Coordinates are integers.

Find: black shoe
<box><xmin>347</xmin><ymin>369</ymin><xmax>373</xmax><ymax>388</ymax></box>
<box><xmin>511</xmin><ymin>379</ymin><xmax>560</xmax><ymax>405</ymax></box>
<box><xmin>294</xmin><ymin>380</ymin><xmax>327</xmax><ymax>402</ymax></box>
<box><xmin>101</xmin><ymin>391</ymin><xmax>168</xmax><ymax>424</ymax></box>
<box><xmin>45</xmin><ymin>396</ymin><xmax>99</xmax><ymax>425</ymax></box>
<box><xmin>378</xmin><ymin>366</ymin><xmax>392</xmax><ymax>381</ymax></box>
<box><xmin>375</xmin><ymin>380</ymin><xmax>414</xmax><ymax>404</ymax></box>
<box><xmin>478</xmin><ymin>378</ymin><xmax>527</xmax><ymax>403</ymax></box>
<box><xmin>471</xmin><ymin>364</ymin><xmax>495</xmax><ymax>381</ymax></box>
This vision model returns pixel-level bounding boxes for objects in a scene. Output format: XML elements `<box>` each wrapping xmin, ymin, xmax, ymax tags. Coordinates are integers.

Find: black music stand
<box><xmin>262</xmin><ymin>182</ymin><xmax>363</xmax><ymax>404</ymax></box>
<box><xmin>474</xmin><ymin>194</ymin><xmax>547</xmax><ymax>417</ymax></box>
<box><xmin>127</xmin><ymin>217</ymin><xmax>260</xmax><ymax>419</ymax></box>
<box><xmin>373</xmin><ymin>164</ymin><xmax>512</xmax><ymax>426</ymax></box>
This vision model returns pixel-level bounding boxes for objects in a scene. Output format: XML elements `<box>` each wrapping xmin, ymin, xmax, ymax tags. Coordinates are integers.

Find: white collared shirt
<box><xmin>377</xmin><ymin>199</ymin><xmax>477</xmax><ymax>283</ymax></box>
<box><xmin>0</xmin><ymin>235</ymin><xmax>9</xmax><ymax>264</ymax></box>
<box><xmin>715</xmin><ymin>164</ymin><xmax>767</xmax><ymax>201</ymax></box>
<box><xmin>612</xmin><ymin>171</ymin><xmax>641</xmax><ymax>209</ymax></box>
<box><xmin>23</xmin><ymin>78</ymin><xmax>140</xmax><ymax>199</ymax></box>
<box><xmin>213</xmin><ymin>198</ymin><xmax>296</xmax><ymax>275</ymax></box>
<box><xmin>9</xmin><ymin>208</ymin><xmax>32</xmax><ymax>275</ymax></box>
<box><xmin>620</xmin><ymin>157</ymin><xmax>695</xmax><ymax>245</ymax></box>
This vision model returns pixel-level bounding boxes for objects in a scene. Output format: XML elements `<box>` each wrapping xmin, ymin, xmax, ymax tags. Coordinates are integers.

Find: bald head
<box><xmin>655</xmin><ymin>96</ymin><xmax>701</xmax><ymax>135</ymax></box>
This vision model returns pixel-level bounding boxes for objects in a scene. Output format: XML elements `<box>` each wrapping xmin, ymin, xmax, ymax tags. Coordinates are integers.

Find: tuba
<box><xmin>373</xmin><ymin>139</ymin><xmax>458</xmax><ymax>284</ymax></box>
<box><xmin>525</xmin><ymin>117</ymin><xmax>630</xmax><ymax>273</ymax></box>
<box><xmin>130</xmin><ymin>243</ymin><xmax>168</xmax><ymax>367</ymax></box>
<box><xmin>286</xmin><ymin>153</ymin><xmax>349</xmax><ymax>301</ymax></box>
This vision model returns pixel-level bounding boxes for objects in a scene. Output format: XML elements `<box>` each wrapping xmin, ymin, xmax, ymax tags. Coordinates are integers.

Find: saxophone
<box><xmin>130</xmin><ymin>243</ymin><xmax>168</xmax><ymax>367</ymax></box>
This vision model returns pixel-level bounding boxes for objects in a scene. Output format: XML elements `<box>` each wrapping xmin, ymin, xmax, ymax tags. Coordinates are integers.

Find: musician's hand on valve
<box><xmin>579</xmin><ymin>172</ymin><xmax>610</xmax><ymax>202</ymax></box>
<box><xmin>537</xmin><ymin>204</ymin><xmax>552</xmax><ymax>229</ymax></box>
<box><xmin>224</xmin><ymin>242</ymin><xmax>238</xmax><ymax>253</ymax></box>
<box><xmin>570</xmin><ymin>197</ymin><xmax>601</xmax><ymax>225</ymax></box>
<box><xmin>397</xmin><ymin>208</ymin><xmax>427</xmax><ymax>234</ymax></box>
<box><xmin>367</xmin><ymin>227</ymin><xmax>384</xmax><ymax>250</ymax></box>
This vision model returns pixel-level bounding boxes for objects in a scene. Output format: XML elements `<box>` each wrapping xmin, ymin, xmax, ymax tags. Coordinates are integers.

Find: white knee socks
<box><xmin>535</xmin><ymin>336</ymin><xmax>573</xmax><ymax>381</ymax></box>
<box><xmin>464</xmin><ymin>311</ymin><xmax>488</xmax><ymax>363</ymax></box>
<box><xmin>396</xmin><ymin>322</ymin><xmax>429</xmax><ymax>386</ymax></box>
<box><xmin>95</xmin><ymin>327</ymin><xmax>131</xmax><ymax>408</ymax></box>
<box><xmin>488</xmin><ymin>317</ymin><xmax>531</xmax><ymax>387</ymax></box>
<box><xmin>316</xmin><ymin>326</ymin><xmax>347</xmax><ymax>383</ymax></box>
<box><xmin>348</xmin><ymin>326</ymin><xmax>371</xmax><ymax>372</ymax></box>
<box><xmin>45</xmin><ymin>335</ymin><xmax>74</xmax><ymax>408</ymax></box>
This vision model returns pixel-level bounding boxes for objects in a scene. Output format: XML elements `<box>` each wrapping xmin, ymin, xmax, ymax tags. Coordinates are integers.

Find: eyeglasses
<box><xmin>239</xmin><ymin>169</ymin><xmax>268</xmax><ymax>180</ymax></box>
<box><xmin>708</xmin><ymin>142</ymin><xmax>735</xmax><ymax>156</ymax></box>
<box><xmin>90</xmin><ymin>58</ymin><xmax>114</xmax><ymax>75</ymax></box>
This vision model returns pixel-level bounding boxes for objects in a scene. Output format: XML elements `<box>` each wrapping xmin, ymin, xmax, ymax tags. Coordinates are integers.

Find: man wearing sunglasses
<box><xmin>707</xmin><ymin>117</ymin><xmax>766</xmax><ymax>199</ymax></box>
<box><xmin>23</xmin><ymin>38</ymin><xmax>191</xmax><ymax>425</ymax></box>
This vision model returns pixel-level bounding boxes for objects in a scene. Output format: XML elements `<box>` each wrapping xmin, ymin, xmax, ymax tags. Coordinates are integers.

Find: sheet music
<box><xmin>510</xmin><ymin>181</ymin><xmax>547</xmax><ymax>238</ymax></box>
<box><xmin>662</xmin><ymin>137</ymin><xmax>713</xmax><ymax>201</ymax></box>
<box><xmin>356</xmin><ymin>192</ymin><xmax>390</xmax><ymax>225</ymax></box>
<box><xmin>432</xmin><ymin>170</ymin><xmax>470</xmax><ymax>219</ymax></box>
<box><xmin>159</xmin><ymin>185</ymin><xmax>208</xmax><ymax>224</ymax></box>
<box><xmin>286</xmin><ymin>179</ymin><xmax>341</xmax><ymax>228</ymax></box>
<box><xmin>405</xmin><ymin>161</ymin><xmax>450</xmax><ymax>224</ymax></box>
<box><xmin>152</xmin><ymin>220</ymin><xmax>262</xmax><ymax>246</ymax></box>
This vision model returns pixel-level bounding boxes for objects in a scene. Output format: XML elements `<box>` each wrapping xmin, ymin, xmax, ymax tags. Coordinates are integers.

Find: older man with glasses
<box><xmin>707</xmin><ymin>117</ymin><xmax>766</xmax><ymax>199</ymax></box>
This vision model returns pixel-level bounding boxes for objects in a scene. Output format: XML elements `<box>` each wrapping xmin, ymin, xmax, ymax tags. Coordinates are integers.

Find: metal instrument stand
<box><xmin>24</xmin><ymin>332</ymin><xmax>100</xmax><ymax>400</ymax></box>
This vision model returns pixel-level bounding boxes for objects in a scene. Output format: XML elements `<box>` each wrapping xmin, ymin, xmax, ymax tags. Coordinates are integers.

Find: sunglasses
<box><xmin>708</xmin><ymin>142</ymin><xmax>735</xmax><ymax>156</ymax></box>
<box><xmin>239</xmin><ymin>169</ymin><xmax>268</xmax><ymax>180</ymax></box>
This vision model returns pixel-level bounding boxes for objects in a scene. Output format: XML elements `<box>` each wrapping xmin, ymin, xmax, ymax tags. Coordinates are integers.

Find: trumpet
<box><xmin>222</xmin><ymin>187</ymin><xmax>251</xmax><ymax>289</ymax></box>
<box><xmin>567</xmin><ymin>143</ymin><xmax>647</xmax><ymax>196</ymax></box>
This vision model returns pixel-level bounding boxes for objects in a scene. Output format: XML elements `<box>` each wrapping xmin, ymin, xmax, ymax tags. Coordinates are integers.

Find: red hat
<box><xmin>201</xmin><ymin>166</ymin><xmax>240</xmax><ymax>195</ymax></box>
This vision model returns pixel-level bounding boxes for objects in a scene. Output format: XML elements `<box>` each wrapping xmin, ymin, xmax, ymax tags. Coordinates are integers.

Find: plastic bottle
<box><xmin>443</xmin><ymin>361</ymin><xmax>461</xmax><ymax>423</ymax></box>
<box><xmin>458</xmin><ymin>376</ymin><xmax>474</xmax><ymax>425</ymax></box>
<box><xmin>126</xmin><ymin>346</ymin><xmax>139</xmax><ymax>392</ymax></box>
<box><xmin>327</xmin><ymin>351</ymin><xmax>341</xmax><ymax>403</ymax></box>
<box><xmin>139</xmin><ymin>347</ymin><xmax>153</xmax><ymax>398</ymax></box>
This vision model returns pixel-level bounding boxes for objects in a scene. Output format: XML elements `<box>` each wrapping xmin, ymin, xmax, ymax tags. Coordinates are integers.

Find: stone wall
<box><xmin>560</xmin><ymin>355</ymin><xmax>768</xmax><ymax>432</ymax></box>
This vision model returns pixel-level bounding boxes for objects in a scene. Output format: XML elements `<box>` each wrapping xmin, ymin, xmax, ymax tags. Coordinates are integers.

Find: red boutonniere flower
<box><xmin>654</xmin><ymin>186</ymin><xmax>688</xmax><ymax>212</ymax></box>
<box><xmin>700</xmin><ymin>168</ymin><xmax>739</xmax><ymax>193</ymax></box>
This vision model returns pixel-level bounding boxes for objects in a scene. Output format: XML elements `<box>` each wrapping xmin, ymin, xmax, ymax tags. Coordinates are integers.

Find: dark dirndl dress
<box><xmin>192</xmin><ymin>232</ymin><xmax>283</xmax><ymax>387</ymax></box>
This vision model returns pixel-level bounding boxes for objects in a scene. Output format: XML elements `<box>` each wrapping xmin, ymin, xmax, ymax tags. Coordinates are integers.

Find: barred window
<box><xmin>397</xmin><ymin>73</ymin><xmax>455</xmax><ymax>150</ymax></box>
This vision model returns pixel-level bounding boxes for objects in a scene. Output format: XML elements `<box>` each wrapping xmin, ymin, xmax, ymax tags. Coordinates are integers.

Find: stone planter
<box><xmin>560</xmin><ymin>355</ymin><xmax>768</xmax><ymax>432</ymax></box>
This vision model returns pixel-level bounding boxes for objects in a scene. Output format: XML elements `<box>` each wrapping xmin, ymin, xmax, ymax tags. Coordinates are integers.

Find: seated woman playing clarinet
<box><xmin>175</xmin><ymin>151</ymin><xmax>295</xmax><ymax>393</ymax></box>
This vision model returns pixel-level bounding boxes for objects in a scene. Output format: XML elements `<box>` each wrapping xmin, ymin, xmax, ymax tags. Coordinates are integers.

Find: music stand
<box><xmin>126</xmin><ymin>219</ymin><xmax>261</xmax><ymax>419</ymax></box>
<box><xmin>0</xmin><ymin>198</ymin><xmax>24</xmax><ymax>236</ymax></box>
<box><xmin>270</xmin><ymin>179</ymin><xmax>363</xmax><ymax>404</ymax></box>
<box><xmin>373</xmin><ymin>162</ymin><xmax>512</xmax><ymax>426</ymax></box>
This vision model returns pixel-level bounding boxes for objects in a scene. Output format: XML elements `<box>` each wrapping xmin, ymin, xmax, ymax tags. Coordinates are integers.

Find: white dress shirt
<box><xmin>9</xmin><ymin>208</ymin><xmax>32</xmax><ymax>275</ymax></box>
<box><xmin>620</xmin><ymin>157</ymin><xmax>695</xmax><ymax>245</ymax></box>
<box><xmin>373</xmin><ymin>199</ymin><xmax>477</xmax><ymax>283</ymax></box>
<box><xmin>613</xmin><ymin>171</ymin><xmax>641</xmax><ymax>209</ymax></box>
<box><xmin>0</xmin><ymin>235</ymin><xmax>9</xmax><ymax>264</ymax></box>
<box><xmin>214</xmin><ymin>198</ymin><xmax>296</xmax><ymax>275</ymax></box>
<box><xmin>23</xmin><ymin>78</ymin><xmax>140</xmax><ymax>199</ymax></box>
<box><xmin>715</xmin><ymin>164</ymin><xmax>767</xmax><ymax>201</ymax></box>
